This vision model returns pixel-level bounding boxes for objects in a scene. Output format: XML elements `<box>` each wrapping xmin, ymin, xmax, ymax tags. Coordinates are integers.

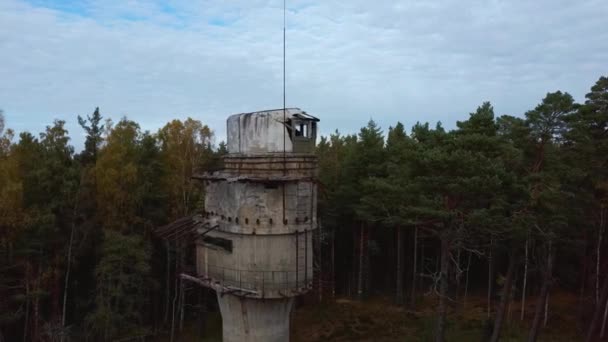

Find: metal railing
<box><xmin>201</xmin><ymin>264</ymin><xmax>312</xmax><ymax>293</ymax></box>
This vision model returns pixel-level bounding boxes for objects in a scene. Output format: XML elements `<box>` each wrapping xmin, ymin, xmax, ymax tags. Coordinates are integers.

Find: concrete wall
<box><xmin>217</xmin><ymin>294</ymin><xmax>294</xmax><ymax>342</ymax></box>
<box><xmin>226</xmin><ymin>108</ymin><xmax>318</xmax><ymax>155</ymax></box>
<box><xmin>204</xmin><ymin>181</ymin><xmax>317</xmax><ymax>235</ymax></box>
<box><xmin>196</xmin><ymin>228</ymin><xmax>314</xmax><ymax>296</ymax></box>
<box><xmin>199</xmin><ymin>179</ymin><xmax>315</xmax><ymax>297</ymax></box>
<box><xmin>227</xmin><ymin>109</ymin><xmax>295</xmax><ymax>154</ymax></box>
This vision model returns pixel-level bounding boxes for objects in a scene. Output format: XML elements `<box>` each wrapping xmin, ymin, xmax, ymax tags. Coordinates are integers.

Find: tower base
<box><xmin>217</xmin><ymin>294</ymin><xmax>294</xmax><ymax>342</ymax></box>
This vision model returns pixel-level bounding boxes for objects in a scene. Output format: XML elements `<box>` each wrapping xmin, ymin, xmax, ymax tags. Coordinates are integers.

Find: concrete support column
<box><xmin>217</xmin><ymin>294</ymin><xmax>294</xmax><ymax>342</ymax></box>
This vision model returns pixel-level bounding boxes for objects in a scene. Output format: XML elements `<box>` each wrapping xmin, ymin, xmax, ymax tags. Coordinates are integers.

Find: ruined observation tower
<box><xmin>193</xmin><ymin>108</ymin><xmax>319</xmax><ymax>341</ymax></box>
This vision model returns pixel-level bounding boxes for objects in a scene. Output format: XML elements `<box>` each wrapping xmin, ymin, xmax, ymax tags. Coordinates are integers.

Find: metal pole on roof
<box><xmin>282</xmin><ymin>0</ymin><xmax>287</xmax><ymax>223</ymax></box>
<box><xmin>282</xmin><ymin>0</ymin><xmax>286</xmax><ymax>164</ymax></box>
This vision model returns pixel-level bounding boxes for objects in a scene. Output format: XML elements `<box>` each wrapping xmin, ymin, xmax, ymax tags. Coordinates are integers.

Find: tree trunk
<box><xmin>332</xmin><ymin>232</ymin><xmax>335</xmax><ymax>298</ymax></box>
<box><xmin>351</xmin><ymin>226</ymin><xmax>356</xmax><ymax>297</ymax></box>
<box><xmin>544</xmin><ymin>240</ymin><xmax>554</xmax><ymax>328</ymax></box>
<box><xmin>544</xmin><ymin>292</ymin><xmax>550</xmax><ymax>327</ymax></box>
<box><xmin>600</xmin><ymin>295</ymin><xmax>608</xmax><ymax>338</ymax></box>
<box><xmin>179</xmin><ymin>279</ymin><xmax>185</xmax><ymax>331</ymax></box>
<box><xmin>198</xmin><ymin>287</ymin><xmax>206</xmax><ymax>338</ymax></box>
<box><xmin>51</xmin><ymin>258</ymin><xmax>62</xmax><ymax>322</ymax></box>
<box><xmin>435</xmin><ymin>236</ymin><xmax>449</xmax><ymax>342</ymax></box>
<box><xmin>396</xmin><ymin>227</ymin><xmax>403</xmax><ymax>305</ymax></box>
<box><xmin>579</xmin><ymin>232</ymin><xmax>588</xmax><ymax>330</ymax></box>
<box><xmin>62</xmin><ymin>204</ymin><xmax>78</xmax><ymax>335</ymax></box>
<box><xmin>507</xmin><ymin>285</ymin><xmax>513</xmax><ymax>323</ymax></box>
<box><xmin>179</xmin><ymin>240</ymin><xmax>186</xmax><ymax>331</ymax></box>
<box><xmin>490</xmin><ymin>250</ymin><xmax>517</xmax><ymax>342</ymax></box>
<box><xmin>455</xmin><ymin>248</ymin><xmax>462</xmax><ymax>298</ymax></box>
<box><xmin>488</xmin><ymin>239</ymin><xmax>494</xmax><ymax>318</ymax></box>
<box><xmin>62</xmin><ymin>176</ymin><xmax>83</xmax><ymax>335</ymax></box>
<box><xmin>364</xmin><ymin>228</ymin><xmax>372</xmax><ymax>296</ymax></box>
<box><xmin>33</xmin><ymin>286</ymin><xmax>40</xmax><ymax>342</ymax></box>
<box><xmin>597</xmin><ymin>210</ymin><xmax>603</xmax><ymax>304</ymax></box>
<box><xmin>357</xmin><ymin>223</ymin><xmax>364</xmax><ymax>300</ymax></box>
<box><xmin>528</xmin><ymin>242</ymin><xmax>553</xmax><ymax>342</ymax></box>
<box><xmin>410</xmin><ymin>226</ymin><xmax>418</xmax><ymax>309</ymax></box>
<box><xmin>318</xmin><ymin>222</ymin><xmax>323</xmax><ymax>302</ymax></box>
<box><xmin>521</xmin><ymin>236</ymin><xmax>529</xmax><ymax>321</ymax></box>
<box><xmin>464</xmin><ymin>250</ymin><xmax>472</xmax><ymax>310</ymax></box>
<box><xmin>33</xmin><ymin>259</ymin><xmax>41</xmax><ymax>342</ymax></box>
<box><xmin>23</xmin><ymin>263</ymin><xmax>30</xmax><ymax>342</ymax></box>
<box><xmin>164</xmin><ymin>241</ymin><xmax>171</xmax><ymax>325</ymax></box>
<box><xmin>170</xmin><ymin>244</ymin><xmax>179</xmax><ymax>342</ymax></box>
<box><xmin>420</xmin><ymin>240</ymin><xmax>425</xmax><ymax>291</ymax></box>
<box><xmin>586</xmin><ymin>273</ymin><xmax>608</xmax><ymax>342</ymax></box>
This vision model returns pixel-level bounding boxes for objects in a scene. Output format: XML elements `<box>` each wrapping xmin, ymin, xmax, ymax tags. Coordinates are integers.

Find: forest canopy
<box><xmin>1</xmin><ymin>76</ymin><xmax>608</xmax><ymax>341</ymax></box>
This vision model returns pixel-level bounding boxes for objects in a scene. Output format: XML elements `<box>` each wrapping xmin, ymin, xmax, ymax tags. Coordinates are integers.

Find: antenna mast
<box><xmin>282</xmin><ymin>0</ymin><xmax>286</xmax><ymax>161</ymax></box>
<box><xmin>282</xmin><ymin>0</ymin><xmax>287</xmax><ymax>223</ymax></box>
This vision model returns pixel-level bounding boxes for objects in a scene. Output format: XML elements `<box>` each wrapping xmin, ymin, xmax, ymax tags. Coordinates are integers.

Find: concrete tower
<box><xmin>194</xmin><ymin>108</ymin><xmax>319</xmax><ymax>342</ymax></box>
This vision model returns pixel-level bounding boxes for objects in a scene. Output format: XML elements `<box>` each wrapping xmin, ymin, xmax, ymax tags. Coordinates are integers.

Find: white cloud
<box><xmin>1</xmin><ymin>0</ymin><xmax>607</xmax><ymax>148</ymax></box>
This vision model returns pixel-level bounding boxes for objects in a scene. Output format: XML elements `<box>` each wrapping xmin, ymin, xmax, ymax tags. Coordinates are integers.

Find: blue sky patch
<box><xmin>25</xmin><ymin>0</ymin><xmax>89</xmax><ymax>16</ymax></box>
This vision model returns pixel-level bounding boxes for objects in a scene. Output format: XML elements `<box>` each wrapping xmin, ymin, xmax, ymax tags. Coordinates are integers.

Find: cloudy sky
<box><xmin>1</xmin><ymin>0</ymin><xmax>607</xmax><ymax>148</ymax></box>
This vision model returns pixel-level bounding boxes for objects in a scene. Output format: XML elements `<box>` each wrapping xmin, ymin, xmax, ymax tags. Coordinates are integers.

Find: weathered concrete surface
<box><xmin>204</xmin><ymin>181</ymin><xmax>317</xmax><ymax>235</ymax></box>
<box><xmin>227</xmin><ymin>108</ymin><xmax>317</xmax><ymax>154</ymax></box>
<box><xmin>196</xmin><ymin>229</ymin><xmax>314</xmax><ymax>297</ymax></box>
<box><xmin>217</xmin><ymin>294</ymin><xmax>294</xmax><ymax>342</ymax></box>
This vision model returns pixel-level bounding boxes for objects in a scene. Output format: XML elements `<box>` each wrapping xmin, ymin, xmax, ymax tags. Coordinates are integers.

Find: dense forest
<box><xmin>1</xmin><ymin>75</ymin><xmax>607</xmax><ymax>341</ymax></box>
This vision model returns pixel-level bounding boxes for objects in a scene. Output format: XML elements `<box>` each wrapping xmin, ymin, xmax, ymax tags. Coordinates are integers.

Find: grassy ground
<box><xmin>291</xmin><ymin>292</ymin><xmax>582</xmax><ymax>341</ymax></box>
<box><xmin>160</xmin><ymin>291</ymin><xmax>582</xmax><ymax>341</ymax></box>
<box><xmin>152</xmin><ymin>314</ymin><xmax>222</xmax><ymax>342</ymax></box>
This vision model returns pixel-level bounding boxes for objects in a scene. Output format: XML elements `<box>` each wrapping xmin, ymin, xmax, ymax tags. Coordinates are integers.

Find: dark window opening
<box><xmin>294</xmin><ymin>121</ymin><xmax>310</xmax><ymax>138</ymax></box>
<box><xmin>202</xmin><ymin>236</ymin><xmax>233</xmax><ymax>253</ymax></box>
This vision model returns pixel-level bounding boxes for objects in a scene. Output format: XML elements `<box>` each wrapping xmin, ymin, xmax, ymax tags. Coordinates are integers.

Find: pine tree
<box><xmin>564</xmin><ymin>76</ymin><xmax>608</xmax><ymax>340</ymax></box>
<box><xmin>525</xmin><ymin>91</ymin><xmax>577</xmax><ymax>342</ymax></box>
<box><xmin>77</xmin><ymin>107</ymin><xmax>104</xmax><ymax>166</ymax></box>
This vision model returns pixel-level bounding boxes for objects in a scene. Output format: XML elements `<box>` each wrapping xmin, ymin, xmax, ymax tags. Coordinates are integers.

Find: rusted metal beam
<box><xmin>179</xmin><ymin>273</ymin><xmax>258</xmax><ymax>296</ymax></box>
<box><xmin>192</xmin><ymin>174</ymin><xmax>315</xmax><ymax>182</ymax></box>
